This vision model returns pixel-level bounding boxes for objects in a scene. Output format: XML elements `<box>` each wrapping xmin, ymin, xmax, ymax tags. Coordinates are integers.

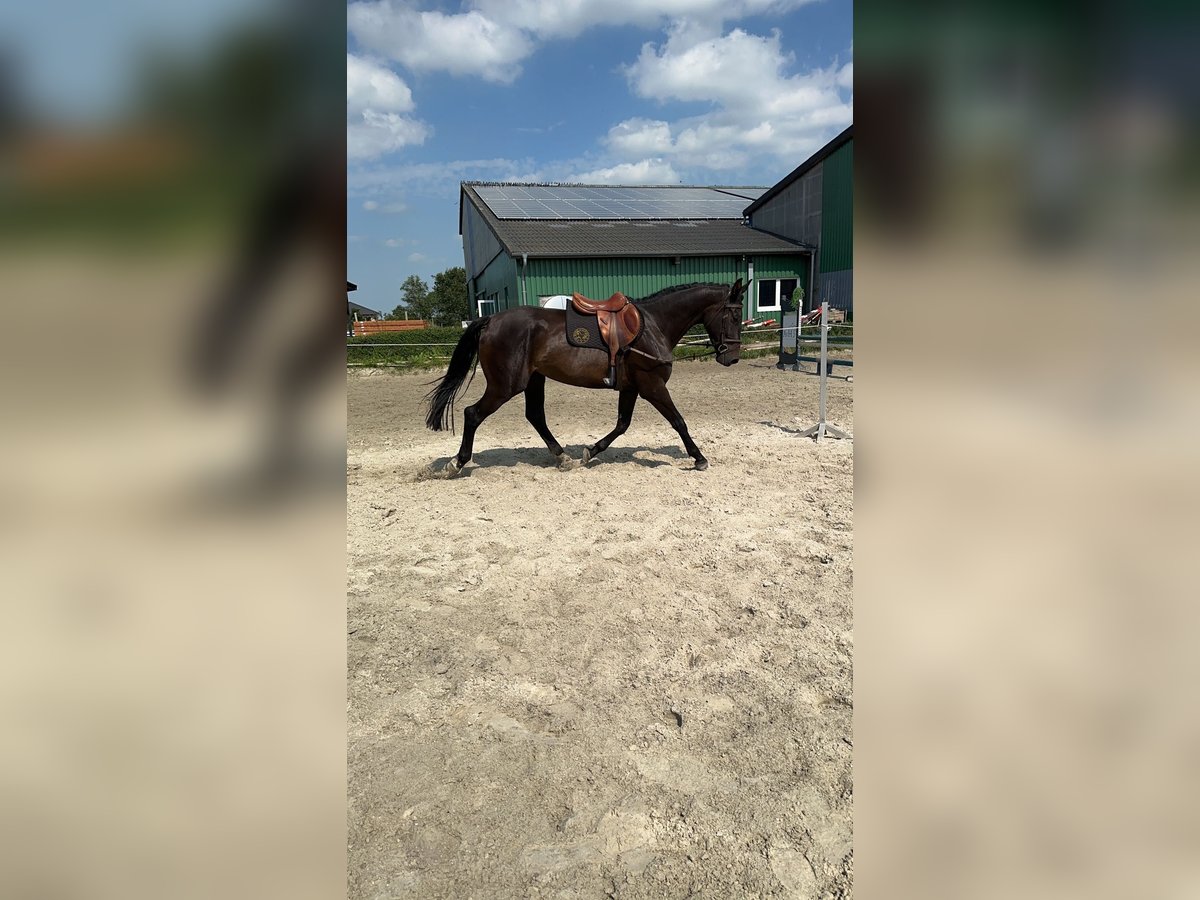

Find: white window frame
<box><xmin>757</xmin><ymin>279</ymin><xmax>783</xmax><ymax>313</ymax></box>
<box><xmin>757</xmin><ymin>277</ymin><xmax>802</xmax><ymax>314</ymax></box>
<box><xmin>477</xmin><ymin>297</ymin><xmax>495</xmax><ymax>317</ymax></box>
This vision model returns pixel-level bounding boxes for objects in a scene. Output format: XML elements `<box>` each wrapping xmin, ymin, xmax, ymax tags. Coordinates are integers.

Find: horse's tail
<box><xmin>424</xmin><ymin>317</ymin><xmax>488</xmax><ymax>432</ymax></box>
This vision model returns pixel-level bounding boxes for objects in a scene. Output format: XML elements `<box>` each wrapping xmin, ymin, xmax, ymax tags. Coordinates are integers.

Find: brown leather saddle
<box><xmin>571</xmin><ymin>291</ymin><xmax>642</xmax><ymax>388</ymax></box>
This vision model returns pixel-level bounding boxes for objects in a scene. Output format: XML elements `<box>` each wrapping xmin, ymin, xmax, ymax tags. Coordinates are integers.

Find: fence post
<box><xmin>797</xmin><ymin>301</ymin><xmax>850</xmax><ymax>441</ymax></box>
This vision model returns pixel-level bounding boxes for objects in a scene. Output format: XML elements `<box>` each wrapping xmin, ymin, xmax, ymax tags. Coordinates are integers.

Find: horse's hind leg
<box><xmin>637</xmin><ymin>378</ymin><xmax>708</xmax><ymax>470</ymax></box>
<box><xmin>523</xmin><ymin>373</ymin><xmax>566</xmax><ymax>463</ymax></box>
<box><xmin>583</xmin><ymin>387</ymin><xmax>638</xmax><ymax>464</ymax></box>
<box><xmin>448</xmin><ymin>382</ymin><xmax>518</xmax><ymax>474</ymax></box>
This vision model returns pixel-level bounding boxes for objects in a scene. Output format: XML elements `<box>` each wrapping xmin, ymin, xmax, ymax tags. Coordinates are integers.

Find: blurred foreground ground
<box><xmin>855</xmin><ymin>1</ymin><xmax>1200</xmax><ymax>897</ymax></box>
<box><xmin>0</xmin><ymin>246</ymin><xmax>345</xmax><ymax>900</ymax></box>
<box><xmin>0</xmin><ymin>5</ymin><xmax>346</xmax><ymax>896</ymax></box>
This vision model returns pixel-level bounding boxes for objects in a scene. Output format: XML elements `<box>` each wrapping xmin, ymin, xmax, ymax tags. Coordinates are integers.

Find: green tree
<box><xmin>389</xmin><ymin>274</ymin><xmax>430</xmax><ymax>320</ymax></box>
<box><xmin>426</xmin><ymin>266</ymin><xmax>469</xmax><ymax>326</ymax></box>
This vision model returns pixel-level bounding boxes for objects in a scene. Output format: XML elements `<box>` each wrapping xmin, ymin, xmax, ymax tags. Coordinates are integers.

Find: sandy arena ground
<box><xmin>347</xmin><ymin>356</ymin><xmax>854</xmax><ymax>899</ymax></box>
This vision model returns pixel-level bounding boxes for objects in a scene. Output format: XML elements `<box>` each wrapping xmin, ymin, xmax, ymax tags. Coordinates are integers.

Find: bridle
<box><xmin>712</xmin><ymin>300</ymin><xmax>743</xmax><ymax>358</ymax></box>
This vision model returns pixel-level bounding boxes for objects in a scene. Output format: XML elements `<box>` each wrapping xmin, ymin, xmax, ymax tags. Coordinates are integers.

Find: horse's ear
<box><xmin>731</xmin><ymin>278</ymin><xmax>744</xmax><ymax>299</ymax></box>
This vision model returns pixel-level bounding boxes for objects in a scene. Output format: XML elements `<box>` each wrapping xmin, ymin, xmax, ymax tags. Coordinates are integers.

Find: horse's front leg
<box><xmin>637</xmin><ymin>378</ymin><xmax>707</xmax><ymax>470</ymax></box>
<box><xmin>583</xmin><ymin>387</ymin><xmax>638</xmax><ymax>464</ymax></box>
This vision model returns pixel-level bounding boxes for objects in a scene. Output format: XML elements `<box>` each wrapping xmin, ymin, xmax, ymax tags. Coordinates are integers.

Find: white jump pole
<box><xmin>797</xmin><ymin>301</ymin><xmax>850</xmax><ymax>441</ymax></box>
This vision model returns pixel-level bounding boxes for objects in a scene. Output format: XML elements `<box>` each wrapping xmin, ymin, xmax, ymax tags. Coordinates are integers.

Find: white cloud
<box><xmin>471</xmin><ymin>0</ymin><xmax>817</xmax><ymax>40</ymax></box>
<box><xmin>627</xmin><ymin>27</ymin><xmax>763</xmax><ymax>105</ymax></box>
<box><xmin>605</xmin><ymin>118</ymin><xmax>674</xmax><ymax>156</ymax></box>
<box><xmin>362</xmin><ymin>199</ymin><xmax>408</xmax><ymax>213</ymax></box>
<box><xmin>348</xmin><ymin>110</ymin><xmax>431</xmax><ymax>161</ymax></box>
<box><xmin>348</xmin><ymin>2</ymin><xmax>819</xmax><ymax>83</ymax></box>
<box><xmin>347</xmin><ymin>54</ymin><xmax>431</xmax><ymax>161</ymax></box>
<box><xmin>348</xmin><ymin>2</ymin><xmax>532</xmax><ymax>83</ymax></box>
<box><xmin>408</xmin><ymin>252</ymin><xmax>429</xmax><ymax>263</ymax></box>
<box><xmin>344</xmin><ymin>10</ymin><xmax>850</xmax><ymax>177</ymax></box>
<box><xmin>384</xmin><ymin>238</ymin><xmax>405</xmax><ymax>247</ymax></box>
<box><xmin>571</xmin><ymin>158</ymin><xmax>681</xmax><ymax>185</ymax></box>
<box><xmin>612</xmin><ymin>26</ymin><xmax>852</xmax><ymax>168</ymax></box>
<box><xmin>836</xmin><ymin>61</ymin><xmax>852</xmax><ymax>90</ymax></box>
<box><xmin>347</xmin><ymin>52</ymin><xmax>415</xmax><ymax>115</ymax></box>
<box><xmin>628</xmin><ymin>26</ymin><xmax>838</xmax><ymax>112</ymax></box>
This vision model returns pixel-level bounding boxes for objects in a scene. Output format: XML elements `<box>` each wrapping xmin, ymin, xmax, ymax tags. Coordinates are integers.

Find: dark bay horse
<box><xmin>424</xmin><ymin>280</ymin><xmax>746</xmax><ymax>475</ymax></box>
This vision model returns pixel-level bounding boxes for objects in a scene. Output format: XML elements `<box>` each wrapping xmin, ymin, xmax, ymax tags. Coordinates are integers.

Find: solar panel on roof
<box><xmin>472</xmin><ymin>183</ymin><xmax>762</xmax><ymax>220</ymax></box>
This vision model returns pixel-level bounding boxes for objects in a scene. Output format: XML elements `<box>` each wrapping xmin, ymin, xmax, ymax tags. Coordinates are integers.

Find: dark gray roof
<box><xmin>461</xmin><ymin>184</ymin><xmax>809</xmax><ymax>258</ymax></box>
<box><xmin>743</xmin><ymin>125</ymin><xmax>853</xmax><ymax>217</ymax></box>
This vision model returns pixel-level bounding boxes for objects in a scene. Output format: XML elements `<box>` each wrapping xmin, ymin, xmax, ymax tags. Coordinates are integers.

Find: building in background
<box><xmin>743</xmin><ymin>125</ymin><xmax>853</xmax><ymax>315</ymax></box>
<box><xmin>348</xmin><ymin>300</ymin><xmax>381</xmax><ymax>321</ymax></box>
<box><xmin>346</xmin><ymin>281</ymin><xmax>384</xmax><ymax>335</ymax></box>
<box><xmin>459</xmin><ymin>183</ymin><xmax>811</xmax><ymax>321</ymax></box>
<box><xmin>458</xmin><ymin>127</ymin><xmax>853</xmax><ymax>324</ymax></box>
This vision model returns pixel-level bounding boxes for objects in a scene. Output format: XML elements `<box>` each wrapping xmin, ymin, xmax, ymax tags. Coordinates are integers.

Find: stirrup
<box><xmin>604</xmin><ymin>365</ymin><xmax>617</xmax><ymax>389</ymax></box>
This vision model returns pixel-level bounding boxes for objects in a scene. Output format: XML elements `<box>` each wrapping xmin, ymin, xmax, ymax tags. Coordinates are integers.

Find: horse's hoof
<box><xmin>444</xmin><ymin>458</ymin><xmax>463</xmax><ymax>477</ymax></box>
<box><xmin>582</xmin><ymin>449</ymin><xmax>593</xmax><ymax>465</ymax></box>
<box><xmin>555</xmin><ymin>453</ymin><xmax>576</xmax><ymax>470</ymax></box>
<box><xmin>694</xmin><ymin>458</ymin><xmax>709</xmax><ymax>471</ymax></box>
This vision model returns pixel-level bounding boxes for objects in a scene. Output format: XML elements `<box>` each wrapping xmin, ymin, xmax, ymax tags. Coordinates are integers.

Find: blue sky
<box><xmin>0</xmin><ymin>0</ymin><xmax>268</xmax><ymax>122</ymax></box>
<box><xmin>349</xmin><ymin>0</ymin><xmax>852</xmax><ymax>316</ymax></box>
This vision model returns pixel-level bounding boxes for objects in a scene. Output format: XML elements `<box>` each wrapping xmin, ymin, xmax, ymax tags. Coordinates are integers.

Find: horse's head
<box><xmin>701</xmin><ymin>278</ymin><xmax>746</xmax><ymax>366</ymax></box>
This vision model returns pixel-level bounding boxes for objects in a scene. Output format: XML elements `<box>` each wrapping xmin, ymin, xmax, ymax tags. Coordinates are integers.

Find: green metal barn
<box><xmin>458</xmin><ymin>183</ymin><xmax>812</xmax><ymax>322</ymax></box>
<box><xmin>744</xmin><ymin>125</ymin><xmax>853</xmax><ymax>313</ymax></box>
<box><xmin>459</xmin><ymin>127</ymin><xmax>852</xmax><ymax>322</ymax></box>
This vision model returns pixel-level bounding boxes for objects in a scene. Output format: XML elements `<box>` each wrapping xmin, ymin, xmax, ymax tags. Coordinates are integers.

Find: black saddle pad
<box><xmin>565</xmin><ymin>304</ymin><xmax>609</xmax><ymax>351</ymax></box>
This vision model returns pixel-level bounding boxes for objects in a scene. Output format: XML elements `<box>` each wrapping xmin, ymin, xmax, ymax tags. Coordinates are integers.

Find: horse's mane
<box><xmin>633</xmin><ymin>282</ymin><xmax>727</xmax><ymax>305</ymax></box>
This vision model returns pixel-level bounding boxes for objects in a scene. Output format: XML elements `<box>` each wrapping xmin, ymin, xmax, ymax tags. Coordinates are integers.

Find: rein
<box><xmin>627</xmin><ymin>298</ymin><xmax>743</xmax><ymax>364</ymax></box>
<box><xmin>626</xmin><ymin>344</ymin><xmax>674</xmax><ymax>364</ymax></box>
<box><xmin>684</xmin><ymin>339</ymin><xmax>744</xmax><ymax>360</ymax></box>
<box><xmin>670</xmin><ymin>342</ymin><xmax>724</xmax><ymax>360</ymax></box>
